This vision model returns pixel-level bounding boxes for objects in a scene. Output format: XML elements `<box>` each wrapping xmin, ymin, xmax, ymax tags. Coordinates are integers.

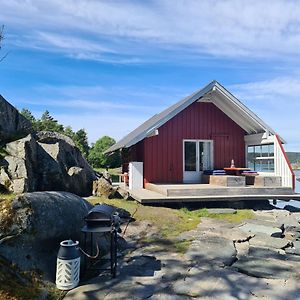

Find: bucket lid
<box><xmin>60</xmin><ymin>240</ymin><xmax>79</xmax><ymax>247</ymax></box>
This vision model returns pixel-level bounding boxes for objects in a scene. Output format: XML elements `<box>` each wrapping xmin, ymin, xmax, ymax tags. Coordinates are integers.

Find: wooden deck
<box><xmin>118</xmin><ymin>183</ymin><xmax>300</xmax><ymax>204</ymax></box>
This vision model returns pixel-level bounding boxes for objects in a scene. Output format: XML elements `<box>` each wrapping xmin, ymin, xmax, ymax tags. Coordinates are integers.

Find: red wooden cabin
<box><xmin>107</xmin><ymin>81</ymin><xmax>294</xmax><ymax>189</ymax></box>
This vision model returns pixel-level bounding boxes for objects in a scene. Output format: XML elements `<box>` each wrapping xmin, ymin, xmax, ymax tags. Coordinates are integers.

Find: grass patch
<box><xmin>94</xmin><ymin>167</ymin><xmax>121</xmax><ymax>175</ymax></box>
<box><xmin>88</xmin><ymin>197</ymin><xmax>199</xmax><ymax>253</ymax></box>
<box><xmin>88</xmin><ymin>197</ymin><xmax>200</xmax><ymax>238</ymax></box>
<box><xmin>179</xmin><ymin>207</ymin><xmax>254</xmax><ymax>223</ymax></box>
<box><xmin>87</xmin><ymin>197</ymin><xmax>254</xmax><ymax>253</ymax></box>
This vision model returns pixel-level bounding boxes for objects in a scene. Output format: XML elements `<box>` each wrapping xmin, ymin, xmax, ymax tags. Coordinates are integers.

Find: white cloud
<box><xmin>22</xmin><ymin>98</ymin><xmax>163</xmax><ymax>112</ymax></box>
<box><xmin>3</xmin><ymin>0</ymin><xmax>300</xmax><ymax>62</ymax></box>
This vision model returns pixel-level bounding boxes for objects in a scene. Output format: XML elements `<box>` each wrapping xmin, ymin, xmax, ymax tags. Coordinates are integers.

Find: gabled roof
<box><xmin>106</xmin><ymin>80</ymin><xmax>281</xmax><ymax>153</ymax></box>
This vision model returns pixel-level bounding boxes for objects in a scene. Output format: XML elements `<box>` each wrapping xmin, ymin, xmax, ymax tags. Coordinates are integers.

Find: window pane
<box><xmin>255</xmin><ymin>161</ymin><xmax>262</xmax><ymax>172</ymax></box>
<box><xmin>261</xmin><ymin>145</ymin><xmax>269</xmax><ymax>157</ymax></box>
<box><xmin>261</xmin><ymin>160</ymin><xmax>269</xmax><ymax>172</ymax></box>
<box><xmin>185</xmin><ymin>142</ymin><xmax>196</xmax><ymax>171</ymax></box>
<box><xmin>199</xmin><ymin>142</ymin><xmax>204</xmax><ymax>171</ymax></box>
<box><xmin>268</xmin><ymin>159</ymin><xmax>275</xmax><ymax>171</ymax></box>
<box><xmin>254</xmin><ymin>145</ymin><xmax>261</xmax><ymax>157</ymax></box>
<box><xmin>268</xmin><ymin>144</ymin><xmax>274</xmax><ymax>157</ymax></box>
<box><xmin>247</xmin><ymin>146</ymin><xmax>255</xmax><ymax>170</ymax></box>
<box><xmin>258</xmin><ymin>159</ymin><xmax>274</xmax><ymax>172</ymax></box>
<box><xmin>248</xmin><ymin>161</ymin><xmax>255</xmax><ymax>170</ymax></box>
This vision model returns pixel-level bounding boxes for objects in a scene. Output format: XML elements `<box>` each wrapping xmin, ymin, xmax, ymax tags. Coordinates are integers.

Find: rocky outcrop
<box><xmin>93</xmin><ymin>175</ymin><xmax>114</xmax><ymax>198</ymax></box>
<box><xmin>0</xmin><ymin>95</ymin><xmax>32</xmax><ymax>144</ymax></box>
<box><xmin>0</xmin><ymin>192</ymin><xmax>93</xmax><ymax>280</ymax></box>
<box><xmin>0</xmin><ymin>132</ymin><xmax>97</xmax><ymax>196</ymax></box>
<box><xmin>92</xmin><ymin>177</ymin><xmax>130</xmax><ymax>200</ymax></box>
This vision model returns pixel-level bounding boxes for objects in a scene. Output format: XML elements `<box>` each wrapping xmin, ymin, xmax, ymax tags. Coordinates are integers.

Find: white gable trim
<box><xmin>106</xmin><ymin>80</ymin><xmax>283</xmax><ymax>153</ymax></box>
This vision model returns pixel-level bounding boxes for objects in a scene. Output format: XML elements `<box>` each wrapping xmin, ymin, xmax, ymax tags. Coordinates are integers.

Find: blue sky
<box><xmin>0</xmin><ymin>0</ymin><xmax>299</xmax><ymax>151</ymax></box>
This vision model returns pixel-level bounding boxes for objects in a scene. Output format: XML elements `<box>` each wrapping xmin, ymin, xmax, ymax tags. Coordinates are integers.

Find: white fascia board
<box><xmin>214</xmin><ymin>83</ymin><xmax>276</xmax><ymax>135</ymax></box>
<box><xmin>211</xmin><ymin>93</ymin><xmax>260</xmax><ymax>134</ymax></box>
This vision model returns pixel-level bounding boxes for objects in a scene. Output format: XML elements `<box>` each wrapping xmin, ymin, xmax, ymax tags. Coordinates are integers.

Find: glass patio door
<box><xmin>183</xmin><ymin>140</ymin><xmax>213</xmax><ymax>183</ymax></box>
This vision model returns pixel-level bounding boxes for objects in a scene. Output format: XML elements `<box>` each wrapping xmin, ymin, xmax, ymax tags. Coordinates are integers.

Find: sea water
<box><xmin>272</xmin><ymin>170</ymin><xmax>300</xmax><ymax>209</ymax></box>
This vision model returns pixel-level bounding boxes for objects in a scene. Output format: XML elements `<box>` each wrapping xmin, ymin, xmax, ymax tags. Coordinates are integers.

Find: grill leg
<box><xmin>113</xmin><ymin>229</ymin><xmax>117</xmax><ymax>278</ymax></box>
<box><xmin>90</xmin><ymin>232</ymin><xmax>93</xmax><ymax>257</ymax></box>
<box><xmin>110</xmin><ymin>229</ymin><xmax>117</xmax><ymax>278</ymax></box>
<box><xmin>84</xmin><ymin>232</ymin><xmax>87</xmax><ymax>273</ymax></box>
<box><xmin>110</xmin><ymin>231</ymin><xmax>114</xmax><ymax>277</ymax></box>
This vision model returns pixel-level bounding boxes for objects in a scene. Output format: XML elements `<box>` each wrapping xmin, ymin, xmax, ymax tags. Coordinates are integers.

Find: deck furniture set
<box><xmin>203</xmin><ymin>167</ymin><xmax>281</xmax><ymax>187</ymax></box>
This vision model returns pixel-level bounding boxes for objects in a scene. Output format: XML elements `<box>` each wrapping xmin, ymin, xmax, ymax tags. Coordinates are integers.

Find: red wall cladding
<box><xmin>133</xmin><ymin>102</ymin><xmax>246</xmax><ymax>184</ymax></box>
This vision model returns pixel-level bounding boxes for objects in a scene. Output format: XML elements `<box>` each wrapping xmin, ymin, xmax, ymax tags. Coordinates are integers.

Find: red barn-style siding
<box><xmin>139</xmin><ymin>102</ymin><xmax>246</xmax><ymax>184</ymax></box>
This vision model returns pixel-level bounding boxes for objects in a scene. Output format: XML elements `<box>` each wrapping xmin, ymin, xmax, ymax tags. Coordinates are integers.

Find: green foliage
<box><xmin>73</xmin><ymin>129</ymin><xmax>90</xmax><ymax>157</ymax></box>
<box><xmin>20</xmin><ymin>108</ymin><xmax>121</xmax><ymax>164</ymax></box>
<box><xmin>37</xmin><ymin>110</ymin><xmax>64</xmax><ymax>132</ymax></box>
<box><xmin>20</xmin><ymin>108</ymin><xmax>92</xmax><ymax>158</ymax></box>
<box><xmin>287</xmin><ymin>152</ymin><xmax>300</xmax><ymax>169</ymax></box>
<box><xmin>64</xmin><ymin>125</ymin><xmax>74</xmax><ymax>138</ymax></box>
<box><xmin>286</xmin><ymin>152</ymin><xmax>300</xmax><ymax>164</ymax></box>
<box><xmin>20</xmin><ymin>108</ymin><xmax>36</xmax><ymax>123</ymax></box>
<box><xmin>88</xmin><ymin>136</ymin><xmax>121</xmax><ymax>168</ymax></box>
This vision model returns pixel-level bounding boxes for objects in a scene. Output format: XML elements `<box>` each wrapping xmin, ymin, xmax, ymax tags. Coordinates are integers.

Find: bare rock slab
<box><xmin>120</xmin><ymin>255</ymin><xmax>161</xmax><ymax>277</ymax></box>
<box><xmin>173</xmin><ymin>267</ymin><xmax>269</xmax><ymax>299</ymax></box>
<box><xmin>239</xmin><ymin>223</ymin><xmax>281</xmax><ymax>236</ymax></box>
<box><xmin>185</xmin><ymin>235</ymin><xmax>236</xmax><ymax>267</ymax></box>
<box><xmin>65</xmin><ymin>277</ymin><xmax>156</xmax><ymax>300</ymax></box>
<box><xmin>233</xmin><ymin>256</ymin><xmax>298</xmax><ymax>279</ymax></box>
<box><xmin>285</xmin><ymin>240</ymin><xmax>300</xmax><ymax>256</ymax></box>
<box><xmin>249</xmin><ymin>233</ymin><xmax>291</xmax><ymax>249</ymax></box>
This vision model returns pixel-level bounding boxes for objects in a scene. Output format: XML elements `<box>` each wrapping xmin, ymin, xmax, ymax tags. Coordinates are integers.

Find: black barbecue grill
<box><xmin>81</xmin><ymin>204</ymin><xmax>120</xmax><ymax>277</ymax></box>
<box><xmin>82</xmin><ymin>204</ymin><xmax>119</xmax><ymax>231</ymax></box>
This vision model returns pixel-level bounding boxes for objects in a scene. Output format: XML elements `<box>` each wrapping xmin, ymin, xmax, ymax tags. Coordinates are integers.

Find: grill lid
<box><xmin>83</xmin><ymin>204</ymin><xmax>118</xmax><ymax>231</ymax></box>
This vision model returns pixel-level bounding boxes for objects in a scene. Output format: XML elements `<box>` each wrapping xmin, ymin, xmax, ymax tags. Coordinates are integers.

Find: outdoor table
<box><xmin>223</xmin><ymin>167</ymin><xmax>251</xmax><ymax>176</ymax></box>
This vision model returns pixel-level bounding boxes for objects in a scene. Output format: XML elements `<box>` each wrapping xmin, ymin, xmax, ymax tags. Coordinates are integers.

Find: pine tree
<box><xmin>73</xmin><ymin>129</ymin><xmax>89</xmax><ymax>157</ymax></box>
<box><xmin>20</xmin><ymin>108</ymin><xmax>36</xmax><ymax>123</ymax></box>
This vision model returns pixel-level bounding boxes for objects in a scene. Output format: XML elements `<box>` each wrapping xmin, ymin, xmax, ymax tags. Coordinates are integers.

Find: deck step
<box><xmin>167</xmin><ymin>187</ymin><xmax>293</xmax><ymax>197</ymax></box>
<box><xmin>117</xmin><ymin>183</ymin><xmax>299</xmax><ymax>205</ymax></box>
<box><xmin>145</xmin><ymin>183</ymin><xmax>293</xmax><ymax>197</ymax></box>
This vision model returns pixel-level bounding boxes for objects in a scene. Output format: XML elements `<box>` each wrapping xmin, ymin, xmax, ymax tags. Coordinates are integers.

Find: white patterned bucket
<box><xmin>55</xmin><ymin>240</ymin><xmax>80</xmax><ymax>290</ymax></box>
